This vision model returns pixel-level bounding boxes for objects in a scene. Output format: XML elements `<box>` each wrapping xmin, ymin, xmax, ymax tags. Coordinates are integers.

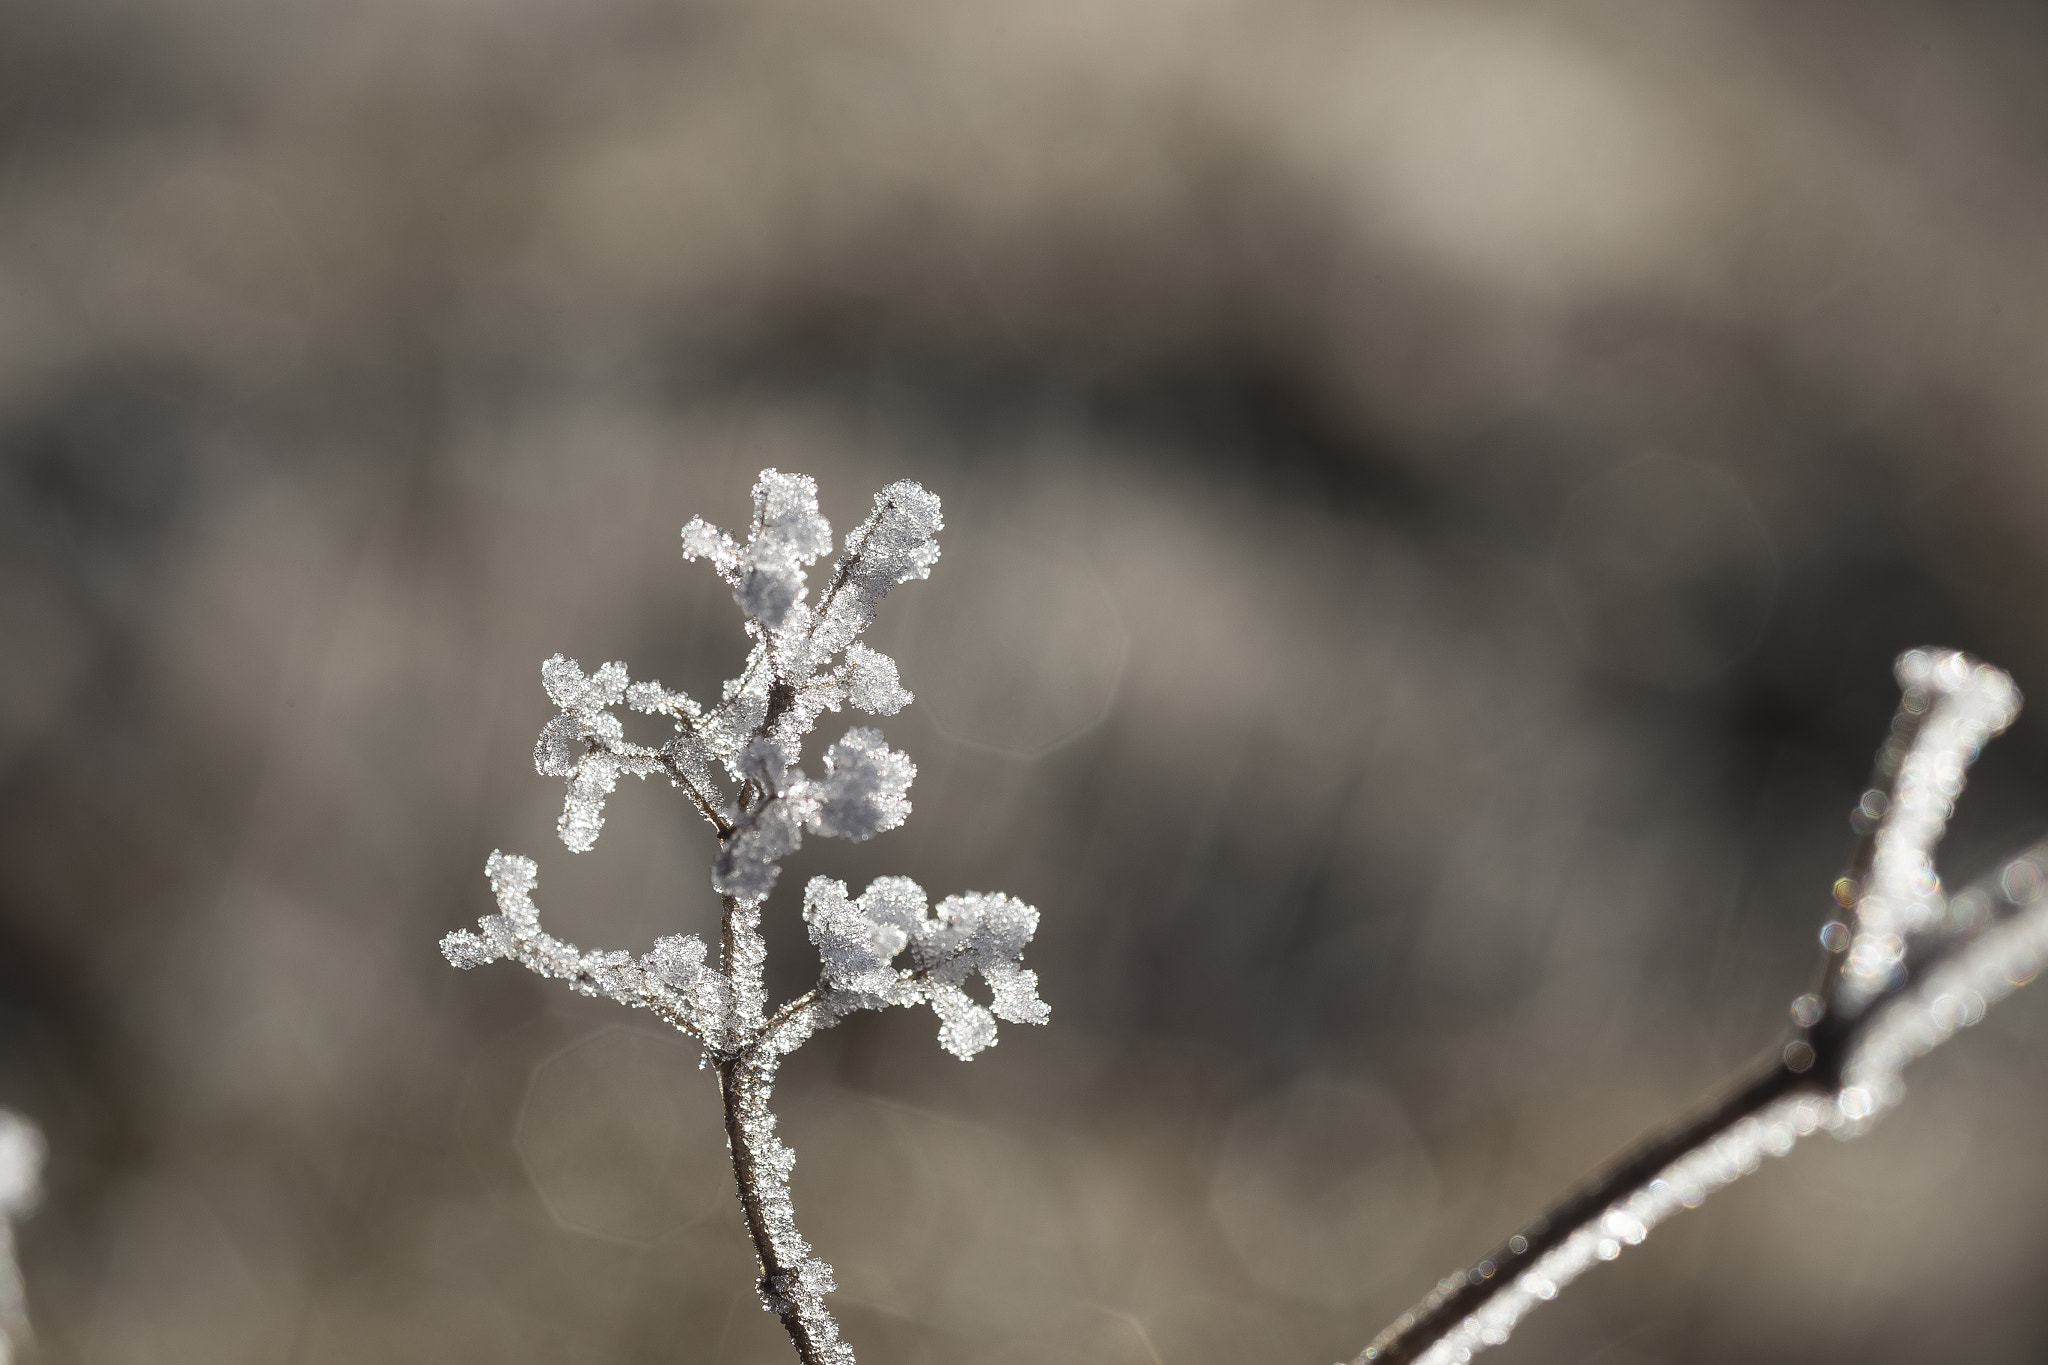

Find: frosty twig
<box><xmin>442</xmin><ymin>470</ymin><xmax>1048</xmax><ymax>1365</ymax></box>
<box><xmin>1354</xmin><ymin>648</ymin><xmax>2042</xmax><ymax>1365</ymax></box>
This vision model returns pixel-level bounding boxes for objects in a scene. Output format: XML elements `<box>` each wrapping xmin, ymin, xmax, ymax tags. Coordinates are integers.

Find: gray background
<box><xmin>6</xmin><ymin>2</ymin><xmax>2048</xmax><ymax>1362</ymax></box>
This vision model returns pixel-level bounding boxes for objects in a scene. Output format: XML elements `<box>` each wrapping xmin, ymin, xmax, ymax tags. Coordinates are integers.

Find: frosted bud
<box><xmin>810</xmin><ymin>728</ymin><xmax>914</xmax><ymax>841</ymax></box>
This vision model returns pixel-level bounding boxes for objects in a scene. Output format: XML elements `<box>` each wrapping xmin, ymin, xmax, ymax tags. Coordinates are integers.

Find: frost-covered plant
<box><xmin>442</xmin><ymin>471</ymin><xmax>1047</xmax><ymax>1365</ymax></box>
<box><xmin>1355</xmin><ymin>648</ymin><xmax>2048</xmax><ymax>1365</ymax></box>
<box><xmin>0</xmin><ymin>1110</ymin><xmax>43</xmax><ymax>1365</ymax></box>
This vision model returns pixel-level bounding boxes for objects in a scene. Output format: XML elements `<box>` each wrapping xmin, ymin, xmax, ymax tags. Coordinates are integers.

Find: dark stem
<box><xmin>1353</xmin><ymin>1055</ymin><xmax>1815</xmax><ymax>1365</ymax></box>
<box><xmin>718</xmin><ymin>1055</ymin><xmax>831</xmax><ymax>1365</ymax></box>
<box><xmin>656</xmin><ymin>747</ymin><xmax>733</xmax><ymax>838</ymax></box>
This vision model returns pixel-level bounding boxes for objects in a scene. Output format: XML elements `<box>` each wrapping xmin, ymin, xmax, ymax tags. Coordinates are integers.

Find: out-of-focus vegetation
<box><xmin>7</xmin><ymin>3</ymin><xmax>2048</xmax><ymax>1362</ymax></box>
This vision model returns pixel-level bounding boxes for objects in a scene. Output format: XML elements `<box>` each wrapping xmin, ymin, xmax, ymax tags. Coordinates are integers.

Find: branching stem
<box><xmin>1355</xmin><ymin>649</ymin><xmax>2028</xmax><ymax>1365</ymax></box>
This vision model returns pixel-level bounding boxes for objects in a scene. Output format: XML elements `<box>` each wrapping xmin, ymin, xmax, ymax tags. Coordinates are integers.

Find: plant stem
<box><xmin>1352</xmin><ymin>1056</ymin><xmax>1814</xmax><ymax>1365</ymax></box>
<box><xmin>719</xmin><ymin>1052</ymin><xmax>839</xmax><ymax>1365</ymax></box>
<box><xmin>715</xmin><ymin>894</ymin><xmax>846</xmax><ymax>1365</ymax></box>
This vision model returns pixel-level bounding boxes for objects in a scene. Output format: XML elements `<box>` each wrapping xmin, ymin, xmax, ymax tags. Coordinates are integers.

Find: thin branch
<box><xmin>719</xmin><ymin>1055</ymin><xmax>840</xmax><ymax>1365</ymax></box>
<box><xmin>653</xmin><ymin>743</ymin><xmax>733</xmax><ymax>838</ymax></box>
<box><xmin>1352</xmin><ymin>649</ymin><xmax>2027</xmax><ymax>1365</ymax></box>
<box><xmin>1352</xmin><ymin>1057</ymin><xmax>1811</xmax><ymax>1365</ymax></box>
<box><xmin>760</xmin><ymin>987</ymin><xmax>825</xmax><ymax>1051</ymax></box>
<box><xmin>806</xmin><ymin>491</ymin><xmax>901</xmax><ymax>635</ymax></box>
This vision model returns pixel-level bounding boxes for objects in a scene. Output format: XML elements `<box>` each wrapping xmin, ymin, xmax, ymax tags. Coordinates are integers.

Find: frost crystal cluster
<box><xmin>443</xmin><ymin>470</ymin><xmax>1046</xmax><ymax>1365</ymax></box>
<box><xmin>1355</xmin><ymin>649</ymin><xmax>2048</xmax><ymax>1365</ymax></box>
<box><xmin>0</xmin><ymin>1110</ymin><xmax>42</xmax><ymax>1365</ymax></box>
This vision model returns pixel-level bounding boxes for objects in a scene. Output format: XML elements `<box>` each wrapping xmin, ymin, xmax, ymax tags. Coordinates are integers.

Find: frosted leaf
<box><xmin>923</xmin><ymin>890</ymin><xmax>1040</xmax><ymax>969</ymax></box>
<box><xmin>812</xmin><ymin>480</ymin><xmax>943</xmax><ymax>660</ymax></box>
<box><xmin>714</xmin><ymin>791</ymin><xmax>818</xmax><ymax>900</ymax></box>
<box><xmin>542</xmin><ymin>655</ymin><xmax>629</xmax><ymax>712</ymax></box>
<box><xmin>744</xmin><ymin>470</ymin><xmax>835</xmax><ymax>627</ymax></box>
<box><xmin>537</xmin><ymin>654</ymin><xmax>631</xmax><ymax>758</ymax></box>
<box><xmin>926</xmin><ymin>982</ymin><xmax>999</xmax><ymax>1060</ymax></box>
<box><xmin>810</xmin><ymin>728</ymin><xmax>914</xmax><ymax>842</ymax></box>
<box><xmin>713</xmin><ymin>731</ymin><xmax>914</xmax><ymax>897</ymax></box>
<box><xmin>679</xmin><ymin>517</ymin><xmax>741</xmax><ymax>574</ymax></box>
<box><xmin>852</xmin><ymin>875</ymin><xmax>930</xmax><ymax>937</ymax></box>
<box><xmin>984</xmin><ymin>961</ymin><xmax>1050</xmax><ymax>1026</ymax></box>
<box><xmin>799</xmin><ymin>876</ymin><xmax>1045</xmax><ymax>1058</ymax></box>
<box><xmin>740</xmin><ymin>737</ymin><xmax>792</xmax><ymax>794</ymax></box>
<box><xmin>914</xmin><ymin>892</ymin><xmax>1046</xmax><ymax>1055</ymax></box>
<box><xmin>647</xmin><ymin>932</ymin><xmax>706</xmax><ymax>988</ymax></box>
<box><xmin>559</xmin><ymin>751</ymin><xmax>623</xmax><ymax>852</ymax></box>
<box><xmin>440</xmin><ymin>928</ymin><xmax>498</xmax><ymax>969</ymax></box>
<box><xmin>682</xmin><ymin>469</ymin><xmax>833</xmax><ymax>631</ymax></box>
<box><xmin>842</xmin><ymin>643</ymin><xmax>911</xmax><ymax>715</ymax></box>
<box><xmin>533</xmin><ymin>715</ymin><xmax>582</xmax><ymax>777</ymax></box>
<box><xmin>803</xmin><ymin>876</ymin><xmax>921</xmax><ymax>1006</ymax></box>
<box><xmin>532</xmin><ymin>655</ymin><xmax>725</xmax><ymax>850</ymax></box>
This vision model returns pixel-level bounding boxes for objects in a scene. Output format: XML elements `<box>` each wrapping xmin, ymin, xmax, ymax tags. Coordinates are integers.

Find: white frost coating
<box><xmin>841</xmin><ymin>644</ymin><xmax>911</xmax><ymax>715</ymax></box>
<box><xmin>682</xmin><ymin>469</ymin><xmax>835</xmax><ymax>631</ymax></box>
<box><xmin>1408</xmin><ymin>1095</ymin><xmax>1824</xmax><ymax>1365</ymax></box>
<box><xmin>710</xmin><ymin>728</ymin><xmax>918</xmax><ymax>898</ymax></box>
<box><xmin>0</xmin><ymin>1110</ymin><xmax>42</xmax><ymax>1364</ymax></box>
<box><xmin>444</xmin><ymin>469</ymin><xmax>1038</xmax><ymax>1365</ymax></box>
<box><xmin>810</xmin><ymin>729</ymin><xmax>915</xmax><ymax>842</ymax></box>
<box><xmin>728</xmin><ymin>1055</ymin><xmax>852</xmax><ymax>1364</ymax></box>
<box><xmin>1383</xmin><ymin>650</ymin><xmax>2043</xmax><ymax>1365</ymax></box>
<box><xmin>442</xmin><ymin>851</ymin><xmax>738</xmax><ymax>1041</ymax></box>
<box><xmin>1842</xmin><ymin>839</ymin><xmax>2048</xmax><ymax>1126</ymax></box>
<box><xmin>1839</xmin><ymin>649</ymin><xmax>2021</xmax><ymax>1011</ymax></box>
<box><xmin>810</xmin><ymin>481</ymin><xmax>944</xmax><ymax>665</ymax></box>
<box><xmin>802</xmin><ymin>877</ymin><xmax>1047</xmax><ymax>1058</ymax></box>
<box><xmin>534</xmin><ymin>654</ymin><xmax>724</xmax><ymax>852</ymax></box>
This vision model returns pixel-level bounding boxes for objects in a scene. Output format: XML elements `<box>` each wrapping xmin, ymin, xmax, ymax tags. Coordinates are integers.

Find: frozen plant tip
<box><xmin>443</xmin><ymin>470</ymin><xmax>1046</xmax><ymax>1365</ymax></box>
<box><xmin>1354</xmin><ymin>648</ymin><xmax>2047</xmax><ymax>1365</ymax></box>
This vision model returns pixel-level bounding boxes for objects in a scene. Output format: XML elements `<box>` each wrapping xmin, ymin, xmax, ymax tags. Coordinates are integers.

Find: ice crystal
<box><xmin>1360</xmin><ymin>649</ymin><xmax>2047</xmax><ymax>1365</ymax></box>
<box><xmin>442</xmin><ymin>469</ymin><xmax>1043</xmax><ymax>1365</ymax></box>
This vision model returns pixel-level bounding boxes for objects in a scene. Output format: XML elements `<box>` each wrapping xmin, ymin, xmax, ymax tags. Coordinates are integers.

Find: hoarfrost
<box><xmin>532</xmin><ymin>654</ymin><xmax>725</xmax><ymax>852</ymax></box>
<box><xmin>841</xmin><ymin>643</ymin><xmax>910</xmax><ymax>715</ymax></box>
<box><xmin>441</xmin><ymin>851</ymin><xmax>736</xmax><ymax>1041</ymax></box>
<box><xmin>443</xmin><ymin>469</ymin><xmax>1039</xmax><ymax>1365</ymax></box>
<box><xmin>801</xmin><ymin>876</ymin><xmax>1047</xmax><ymax>1058</ymax></box>
<box><xmin>1359</xmin><ymin>649</ymin><xmax>2044</xmax><ymax>1365</ymax></box>
<box><xmin>682</xmin><ymin>469</ymin><xmax>834</xmax><ymax>631</ymax></box>
<box><xmin>810</xmin><ymin>729</ymin><xmax>914</xmax><ymax>842</ymax></box>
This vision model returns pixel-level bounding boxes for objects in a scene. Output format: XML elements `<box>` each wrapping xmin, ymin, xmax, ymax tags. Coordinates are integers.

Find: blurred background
<box><xmin>7</xmin><ymin>1</ymin><xmax>2048</xmax><ymax>1362</ymax></box>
